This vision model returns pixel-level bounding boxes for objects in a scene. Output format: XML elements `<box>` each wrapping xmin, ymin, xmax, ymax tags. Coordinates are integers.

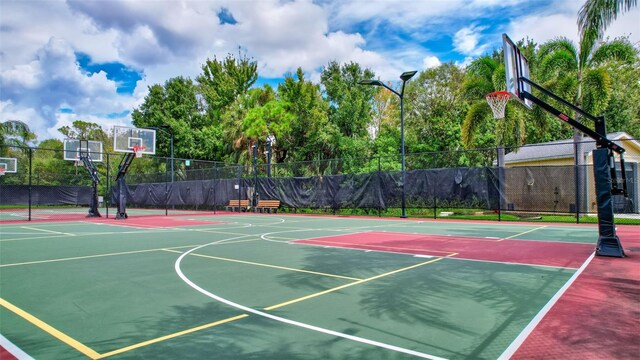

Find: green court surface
<box><xmin>0</xmin><ymin>214</ymin><xmax>598</xmax><ymax>359</ymax></box>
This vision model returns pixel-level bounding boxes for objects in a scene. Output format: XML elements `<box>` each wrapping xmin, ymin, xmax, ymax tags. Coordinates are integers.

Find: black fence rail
<box><xmin>1</xmin><ymin>138</ymin><xmax>638</xmax><ymax>222</ymax></box>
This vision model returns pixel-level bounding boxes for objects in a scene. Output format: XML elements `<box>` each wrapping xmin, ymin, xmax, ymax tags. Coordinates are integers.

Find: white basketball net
<box><xmin>132</xmin><ymin>146</ymin><xmax>146</xmax><ymax>158</ymax></box>
<box><xmin>486</xmin><ymin>91</ymin><xmax>511</xmax><ymax>119</ymax></box>
<box><xmin>0</xmin><ymin>168</ymin><xmax>5</xmax><ymax>177</ymax></box>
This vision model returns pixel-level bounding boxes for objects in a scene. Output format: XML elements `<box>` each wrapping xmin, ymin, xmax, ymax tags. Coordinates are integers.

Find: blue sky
<box><xmin>1</xmin><ymin>0</ymin><xmax>638</xmax><ymax>143</ymax></box>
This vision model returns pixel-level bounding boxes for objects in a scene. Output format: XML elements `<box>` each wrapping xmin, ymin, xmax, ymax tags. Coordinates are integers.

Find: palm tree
<box><xmin>461</xmin><ymin>55</ymin><xmax>528</xmax><ymax>166</ymax></box>
<box><xmin>1</xmin><ymin>120</ymin><xmax>35</xmax><ymax>153</ymax></box>
<box><xmin>578</xmin><ymin>0</ymin><xmax>638</xmax><ymax>39</ymax></box>
<box><xmin>537</xmin><ymin>35</ymin><xmax>637</xmax><ymax>136</ymax></box>
<box><xmin>537</xmin><ymin>35</ymin><xmax>637</xmax><ymax>212</ymax></box>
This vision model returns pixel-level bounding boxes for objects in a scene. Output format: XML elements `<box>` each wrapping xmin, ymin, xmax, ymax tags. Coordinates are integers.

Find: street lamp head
<box><xmin>400</xmin><ymin>71</ymin><xmax>417</xmax><ymax>82</ymax></box>
<box><xmin>358</xmin><ymin>79</ymin><xmax>384</xmax><ymax>86</ymax></box>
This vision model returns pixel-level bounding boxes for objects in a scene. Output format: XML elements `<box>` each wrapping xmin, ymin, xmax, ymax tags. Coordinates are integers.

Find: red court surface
<box><xmin>295</xmin><ymin>231</ymin><xmax>595</xmax><ymax>268</ymax></box>
<box><xmin>513</xmin><ymin>235</ymin><xmax>640</xmax><ymax>360</ymax></box>
<box><xmin>0</xmin><ymin>347</ymin><xmax>18</xmax><ymax>360</ymax></box>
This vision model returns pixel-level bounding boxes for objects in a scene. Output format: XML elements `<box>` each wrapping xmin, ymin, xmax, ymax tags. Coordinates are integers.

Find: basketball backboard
<box><xmin>64</xmin><ymin>139</ymin><xmax>103</xmax><ymax>162</ymax></box>
<box><xmin>0</xmin><ymin>157</ymin><xmax>17</xmax><ymax>173</ymax></box>
<box><xmin>503</xmin><ymin>33</ymin><xmax>533</xmax><ymax>109</ymax></box>
<box><xmin>113</xmin><ymin>126</ymin><xmax>156</xmax><ymax>154</ymax></box>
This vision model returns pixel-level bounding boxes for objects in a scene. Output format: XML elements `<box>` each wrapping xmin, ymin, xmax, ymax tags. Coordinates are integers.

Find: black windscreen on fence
<box><xmin>0</xmin><ymin>185</ymin><xmax>93</xmax><ymax>206</ymax></box>
<box><xmin>113</xmin><ymin>167</ymin><xmax>504</xmax><ymax>211</ymax></box>
<box><xmin>2</xmin><ymin>139</ymin><xmax>638</xmax><ymax>222</ymax></box>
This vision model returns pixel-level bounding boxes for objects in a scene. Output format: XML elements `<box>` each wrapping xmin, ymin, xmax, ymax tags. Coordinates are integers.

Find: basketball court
<box><xmin>1</xmin><ymin>34</ymin><xmax>638</xmax><ymax>359</ymax></box>
<box><xmin>1</xmin><ymin>212</ymin><xmax>638</xmax><ymax>359</ymax></box>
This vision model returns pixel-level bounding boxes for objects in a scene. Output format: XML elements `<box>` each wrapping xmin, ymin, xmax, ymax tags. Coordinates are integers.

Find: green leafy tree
<box><xmin>197</xmin><ymin>52</ymin><xmax>258</xmax><ymax>123</ymax></box>
<box><xmin>321</xmin><ymin>61</ymin><xmax>376</xmax><ymax>138</ymax></box>
<box><xmin>132</xmin><ymin>77</ymin><xmax>212</xmax><ymax>160</ymax></box>
<box><xmin>405</xmin><ymin>63</ymin><xmax>467</xmax><ymax>153</ymax></box>
<box><xmin>58</xmin><ymin>120</ymin><xmax>108</xmax><ymax>142</ymax></box>
<box><xmin>220</xmin><ymin>86</ymin><xmax>278</xmax><ymax>164</ymax></box>
<box><xmin>461</xmin><ymin>53</ymin><xmax>527</xmax><ymax>152</ymax></box>
<box><xmin>1</xmin><ymin>120</ymin><xmax>36</xmax><ymax>151</ymax></box>
<box><xmin>277</xmin><ymin>69</ymin><xmax>338</xmax><ymax>171</ymax></box>
<box><xmin>402</xmin><ymin>63</ymin><xmax>471</xmax><ymax>168</ymax></box>
<box><xmin>601</xmin><ymin>51</ymin><xmax>640</xmax><ymax>137</ymax></box>
<box><xmin>537</xmin><ymin>36</ymin><xmax>638</xmax><ymax>139</ymax></box>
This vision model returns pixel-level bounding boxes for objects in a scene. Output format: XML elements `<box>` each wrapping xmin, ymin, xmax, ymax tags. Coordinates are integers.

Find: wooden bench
<box><xmin>225</xmin><ymin>199</ymin><xmax>249</xmax><ymax>212</ymax></box>
<box><xmin>255</xmin><ymin>200</ymin><xmax>280</xmax><ymax>213</ymax></box>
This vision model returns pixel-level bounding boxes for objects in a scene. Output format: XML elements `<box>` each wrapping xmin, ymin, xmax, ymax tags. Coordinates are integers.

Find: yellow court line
<box><xmin>499</xmin><ymin>226</ymin><xmax>548</xmax><ymax>241</ymax></box>
<box><xmin>97</xmin><ymin>314</ymin><xmax>249</xmax><ymax>358</ymax></box>
<box><xmin>264</xmin><ymin>257</ymin><xmax>444</xmax><ymax>311</ymax></box>
<box><xmin>0</xmin><ymin>297</ymin><xmax>101</xmax><ymax>359</ymax></box>
<box><xmin>163</xmin><ymin>249</ymin><xmax>363</xmax><ymax>281</ymax></box>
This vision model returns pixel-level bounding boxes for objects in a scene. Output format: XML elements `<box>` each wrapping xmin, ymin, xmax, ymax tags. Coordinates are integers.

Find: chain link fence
<box><xmin>1</xmin><ymin>137</ymin><xmax>638</xmax><ymax>223</ymax></box>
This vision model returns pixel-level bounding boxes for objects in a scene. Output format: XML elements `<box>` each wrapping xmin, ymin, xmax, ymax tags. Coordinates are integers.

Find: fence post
<box><xmin>28</xmin><ymin>147</ymin><xmax>33</xmax><ymax>221</ymax></box>
<box><xmin>106</xmin><ymin>153</ymin><xmax>109</xmax><ymax>219</ymax></box>
<box><xmin>212</xmin><ymin>167</ymin><xmax>217</xmax><ymax>215</ymax></box>
<box><xmin>574</xmin><ymin>142</ymin><xmax>580</xmax><ymax>224</ymax></box>
<box><xmin>237</xmin><ymin>165</ymin><xmax>242</xmax><ymax>212</ymax></box>
<box><xmin>165</xmin><ymin>157</ymin><xmax>169</xmax><ymax>216</ymax></box>
<box><xmin>378</xmin><ymin>156</ymin><xmax>382</xmax><ymax>217</ymax></box>
<box><xmin>496</xmin><ymin>147</ymin><xmax>502</xmax><ymax>222</ymax></box>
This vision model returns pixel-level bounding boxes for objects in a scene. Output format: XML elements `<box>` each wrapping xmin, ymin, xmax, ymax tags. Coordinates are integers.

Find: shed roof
<box><xmin>504</xmin><ymin>132</ymin><xmax>639</xmax><ymax>163</ymax></box>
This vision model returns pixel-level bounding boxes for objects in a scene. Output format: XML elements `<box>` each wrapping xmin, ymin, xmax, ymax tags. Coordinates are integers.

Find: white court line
<box><xmin>0</xmin><ymin>334</ymin><xmax>34</xmax><ymax>360</ymax></box>
<box><xmin>174</xmin><ymin>239</ymin><xmax>448</xmax><ymax>360</ymax></box>
<box><xmin>21</xmin><ymin>226</ymin><xmax>74</xmax><ymax>236</ymax></box>
<box><xmin>498</xmin><ymin>252</ymin><xmax>596</xmax><ymax>359</ymax></box>
<box><xmin>0</xmin><ymin>234</ymin><xmax>69</xmax><ymax>243</ymax></box>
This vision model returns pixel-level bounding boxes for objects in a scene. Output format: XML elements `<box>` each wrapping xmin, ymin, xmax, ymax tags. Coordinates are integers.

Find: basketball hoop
<box><xmin>132</xmin><ymin>146</ymin><xmax>146</xmax><ymax>158</ymax></box>
<box><xmin>486</xmin><ymin>91</ymin><xmax>511</xmax><ymax>119</ymax></box>
<box><xmin>0</xmin><ymin>168</ymin><xmax>5</xmax><ymax>177</ymax></box>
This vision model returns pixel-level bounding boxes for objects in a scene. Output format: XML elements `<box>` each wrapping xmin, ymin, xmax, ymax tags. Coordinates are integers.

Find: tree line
<box><xmin>2</xmin><ymin>30</ymin><xmax>639</xmax><ymax>181</ymax></box>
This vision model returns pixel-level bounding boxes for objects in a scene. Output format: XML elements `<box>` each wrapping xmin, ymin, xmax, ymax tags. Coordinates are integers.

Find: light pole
<box><xmin>359</xmin><ymin>70</ymin><xmax>417</xmax><ymax>218</ymax></box>
<box><xmin>266</xmin><ymin>134</ymin><xmax>275</xmax><ymax>178</ymax></box>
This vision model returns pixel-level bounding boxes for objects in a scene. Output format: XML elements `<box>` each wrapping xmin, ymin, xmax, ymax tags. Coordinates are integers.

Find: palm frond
<box><xmin>462</xmin><ymin>77</ymin><xmax>494</xmax><ymax>100</ymax></box>
<box><xmin>579</xmin><ymin>28</ymin><xmax>599</xmax><ymax>69</ymax></box>
<box><xmin>539</xmin><ymin>50</ymin><xmax>578</xmax><ymax>80</ymax></box>
<box><xmin>578</xmin><ymin>0</ymin><xmax>638</xmax><ymax>38</ymax></box>
<box><xmin>538</xmin><ymin>38</ymin><xmax>578</xmax><ymax>61</ymax></box>
<box><xmin>581</xmin><ymin>68</ymin><xmax>612</xmax><ymax>115</ymax></box>
<box><xmin>590</xmin><ymin>38</ymin><xmax>639</xmax><ymax>66</ymax></box>
<box><xmin>491</xmin><ymin>64</ymin><xmax>506</xmax><ymax>91</ymax></box>
<box><xmin>466</xmin><ymin>57</ymin><xmax>498</xmax><ymax>81</ymax></box>
<box><xmin>461</xmin><ymin>101</ymin><xmax>491</xmax><ymax>148</ymax></box>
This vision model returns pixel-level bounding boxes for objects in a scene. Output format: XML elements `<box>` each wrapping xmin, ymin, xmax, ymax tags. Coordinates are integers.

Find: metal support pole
<box><xmin>253</xmin><ymin>143</ymin><xmax>258</xmax><ymax>211</ymax></box>
<box><xmin>165</xmin><ymin>157</ymin><xmax>169</xmax><ymax>216</ymax></box>
<box><xmin>267</xmin><ymin>139</ymin><xmax>272</xmax><ymax>178</ymax></box>
<box><xmin>358</xmin><ymin>71</ymin><xmax>416</xmax><ymax>219</ymax></box>
<box><xmin>170</xmin><ymin>134</ymin><xmax>174</xmax><ymax>183</ymax></box>
<box><xmin>400</xmin><ymin>88</ymin><xmax>407</xmax><ymax>219</ymax></box>
<box><xmin>106</xmin><ymin>153</ymin><xmax>110</xmax><ymax>218</ymax></box>
<box><xmin>28</xmin><ymin>147</ymin><xmax>32</xmax><ymax>221</ymax></box>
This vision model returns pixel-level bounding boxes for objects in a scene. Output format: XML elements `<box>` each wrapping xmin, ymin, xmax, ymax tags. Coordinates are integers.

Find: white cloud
<box><xmin>423</xmin><ymin>56</ymin><xmax>442</xmax><ymax>69</ymax></box>
<box><xmin>2</xmin><ymin>0</ymin><xmax>638</xmax><ymax>144</ymax></box>
<box><xmin>506</xmin><ymin>0</ymin><xmax>640</xmax><ymax>45</ymax></box>
<box><xmin>454</xmin><ymin>25</ymin><xmax>490</xmax><ymax>56</ymax></box>
<box><xmin>1</xmin><ymin>38</ymin><xmax>137</xmax><ymax>142</ymax></box>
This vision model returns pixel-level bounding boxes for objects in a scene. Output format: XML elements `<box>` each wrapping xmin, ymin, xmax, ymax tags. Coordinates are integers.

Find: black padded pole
<box><xmin>593</xmin><ymin>148</ymin><xmax>624</xmax><ymax>257</ymax></box>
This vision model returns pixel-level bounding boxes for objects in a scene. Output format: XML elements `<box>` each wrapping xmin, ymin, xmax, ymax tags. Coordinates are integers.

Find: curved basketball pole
<box><xmin>113</xmin><ymin>152</ymin><xmax>137</xmax><ymax>219</ymax></box>
<box><xmin>519</xmin><ymin>77</ymin><xmax>628</xmax><ymax>257</ymax></box>
<box><xmin>78</xmin><ymin>153</ymin><xmax>102</xmax><ymax>218</ymax></box>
